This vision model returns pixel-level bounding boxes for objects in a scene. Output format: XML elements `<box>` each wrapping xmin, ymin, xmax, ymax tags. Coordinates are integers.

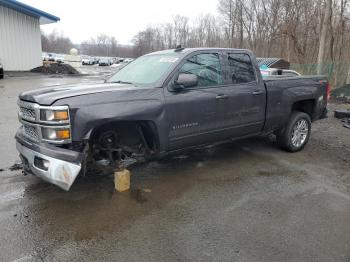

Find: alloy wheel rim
<box><xmin>291</xmin><ymin>119</ymin><xmax>309</xmax><ymax>147</ymax></box>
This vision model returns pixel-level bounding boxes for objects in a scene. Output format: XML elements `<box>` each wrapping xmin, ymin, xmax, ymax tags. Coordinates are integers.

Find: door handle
<box><xmin>252</xmin><ymin>90</ymin><xmax>264</xmax><ymax>95</ymax></box>
<box><xmin>216</xmin><ymin>94</ymin><xmax>228</xmax><ymax>100</ymax></box>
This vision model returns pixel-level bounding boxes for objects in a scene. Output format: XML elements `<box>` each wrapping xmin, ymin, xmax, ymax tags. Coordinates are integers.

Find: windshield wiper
<box><xmin>111</xmin><ymin>80</ymin><xmax>133</xmax><ymax>84</ymax></box>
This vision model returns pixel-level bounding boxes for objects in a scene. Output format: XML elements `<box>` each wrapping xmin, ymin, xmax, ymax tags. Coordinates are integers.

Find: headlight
<box><xmin>41</xmin><ymin>127</ymin><xmax>71</xmax><ymax>141</ymax></box>
<box><xmin>40</xmin><ymin>106</ymin><xmax>69</xmax><ymax>122</ymax></box>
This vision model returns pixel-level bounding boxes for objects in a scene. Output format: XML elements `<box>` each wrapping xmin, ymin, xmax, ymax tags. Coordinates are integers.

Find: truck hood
<box><xmin>19</xmin><ymin>82</ymin><xmax>148</xmax><ymax>105</ymax></box>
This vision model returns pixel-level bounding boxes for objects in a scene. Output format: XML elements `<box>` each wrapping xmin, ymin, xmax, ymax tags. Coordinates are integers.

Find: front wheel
<box><xmin>276</xmin><ymin>111</ymin><xmax>311</xmax><ymax>152</ymax></box>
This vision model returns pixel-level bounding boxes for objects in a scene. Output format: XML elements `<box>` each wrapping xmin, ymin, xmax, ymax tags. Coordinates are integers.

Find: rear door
<box><xmin>217</xmin><ymin>52</ymin><xmax>266</xmax><ymax>137</ymax></box>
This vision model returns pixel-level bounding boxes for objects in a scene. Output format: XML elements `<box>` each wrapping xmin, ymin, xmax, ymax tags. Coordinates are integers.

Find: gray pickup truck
<box><xmin>15</xmin><ymin>48</ymin><xmax>329</xmax><ymax>190</ymax></box>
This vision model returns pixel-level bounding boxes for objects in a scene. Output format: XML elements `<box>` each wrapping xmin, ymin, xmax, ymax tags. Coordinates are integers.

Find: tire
<box><xmin>334</xmin><ymin>109</ymin><xmax>350</xmax><ymax>119</ymax></box>
<box><xmin>276</xmin><ymin>111</ymin><xmax>311</xmax><ymax>152</ymax></box>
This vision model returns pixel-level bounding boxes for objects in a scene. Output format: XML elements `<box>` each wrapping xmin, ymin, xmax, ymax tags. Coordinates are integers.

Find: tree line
<box><xmin>41</xmin><ymin>0</ymin><xmax>350</xmax><ymax>86</ymax></box>
<box><xmin>41</xmin><ymin>32</ymin><xmax>135</xmax><ymax>58</ymax></box>
<box><xmin>132</xmin><ymin>0</ymin><xmax>350</xmax><ymax>86</ymax></box>
<box><xmin>134</xmin><ymin>0</ymin><xmax>348</xmax><ymax>65</ymax></box>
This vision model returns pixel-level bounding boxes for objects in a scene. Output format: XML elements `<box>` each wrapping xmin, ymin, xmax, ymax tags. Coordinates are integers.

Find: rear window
<box><xmin>227</xmin><ymin>53</ymin><xmax>256</xmax><ymax>84</ymax></box>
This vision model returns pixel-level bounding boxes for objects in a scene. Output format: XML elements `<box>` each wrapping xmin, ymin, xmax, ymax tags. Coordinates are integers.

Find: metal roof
<box><xmin>256</xmin><ymin>57</ymin><xmax>290</xmax><ymax>69</ymax></box>
<box><xmin>256</xmin><ymin>58</ymin><xmax>282</xmax><ymax>67</ymax></box>
<box><xmin>0</xmin><ymin>0</ymin><xmax>60</xmax><ymax>25</ymax></box>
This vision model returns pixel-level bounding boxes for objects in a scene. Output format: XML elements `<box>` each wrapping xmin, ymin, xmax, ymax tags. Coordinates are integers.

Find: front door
<box><xmin>164</xmin><ymin>52</ymin><xmax>227</xmax><ymax>150</ymax></box>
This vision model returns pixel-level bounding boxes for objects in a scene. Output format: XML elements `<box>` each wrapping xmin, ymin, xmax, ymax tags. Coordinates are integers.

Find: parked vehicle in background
<box><xmin>47</xmin><ymin>53</ymin><xmax>55</xmax><ymax>62</ymax></box>
<box><xmin>124</xmin><ymin>58</ymin><xmax>134</xmax><ymax>63</ymax></box>
<box><xmin>54</xmin><ymin>55</ymin><xmax>65</xmax><ymax>63</ymax></box>
<box><xmin>42</xmin><ymin>52</ymin><xmax>49</xmax><ymax>61</ymax></box>
<box><xmin>260</xmin><ymin>68</ymin><xmax>301</xmax><ymax>78</ymax></box>
<box><xmin>15</xmin><ymin>47</ymin><xmax>329</xmax><ymax>190</ymax></box>
<box><xmin>82</xmin><ymin>58</ymin><xmax>94</xmax><ymax>65</ymax></box>
<box><xmin>0</xmin><ymin>59</ymin><xmax>3</xmax><ymax>79</ymax></box>
<box><xmin>98</xmin><ymin>58</ymin><xmax>112</xmax><ymax>66</ymax></box>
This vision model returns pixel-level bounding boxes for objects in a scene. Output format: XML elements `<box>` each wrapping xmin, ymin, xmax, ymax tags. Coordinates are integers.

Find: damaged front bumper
<box><xmin>15</xmin><ymin>129</ymin><xmax>83</xmax><ymax>191</ymax></box>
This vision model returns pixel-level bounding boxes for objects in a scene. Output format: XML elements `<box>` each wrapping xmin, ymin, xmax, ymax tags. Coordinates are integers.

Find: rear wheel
<box><xmin>276</xmin><ymin>111</ymin><xmax>311</xmax><ymax>152</ymax></box>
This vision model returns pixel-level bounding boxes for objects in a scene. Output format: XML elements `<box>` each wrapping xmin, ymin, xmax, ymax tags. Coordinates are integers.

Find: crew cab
<box><xmin>15</xmin><ymin>48</ymin><xmax>329</xmax><ymax>190</ymax></box>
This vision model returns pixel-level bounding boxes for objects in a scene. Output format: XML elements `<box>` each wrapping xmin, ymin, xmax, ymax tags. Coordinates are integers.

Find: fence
<box><xmin>290</xmin><ymin>63</ymin><xmax>350</xmax><ymax>89</ymax></box>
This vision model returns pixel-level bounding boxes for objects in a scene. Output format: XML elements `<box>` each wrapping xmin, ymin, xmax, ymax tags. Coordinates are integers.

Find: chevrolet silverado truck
<box><xmin>15</xmin><ymin>48</ymin><xmax>329</xmax><ymax>190</ymax></box>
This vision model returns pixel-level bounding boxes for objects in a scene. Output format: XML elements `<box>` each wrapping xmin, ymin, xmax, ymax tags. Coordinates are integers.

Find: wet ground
<box><xmin>0</xmin><ymin>69</ymin><xmax>350</xmax><ymax>261</ymax></box>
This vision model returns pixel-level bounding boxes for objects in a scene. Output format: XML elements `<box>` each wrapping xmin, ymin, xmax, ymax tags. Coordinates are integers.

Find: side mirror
<box><xmin>173</xmin><ymin>73</ymin><xmax>198</xmax><ymax>90</ymax></box>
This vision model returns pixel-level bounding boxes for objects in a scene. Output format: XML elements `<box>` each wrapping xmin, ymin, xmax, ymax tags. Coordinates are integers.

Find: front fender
<box><xmin>54</xmin><ymin>89</ymin><xmax>170</xmax><ymax>152</ymax></box>
<box><xmin>73</xmin><ymin>100</ymin><xmax>164</xmax><ymax>140</ymax></box>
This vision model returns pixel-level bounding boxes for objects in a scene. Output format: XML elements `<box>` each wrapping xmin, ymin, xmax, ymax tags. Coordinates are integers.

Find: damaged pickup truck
<box><xmin>15</xmin><ymin>48</ymin><xmax>329</xmax><ymax>190</ymax></box>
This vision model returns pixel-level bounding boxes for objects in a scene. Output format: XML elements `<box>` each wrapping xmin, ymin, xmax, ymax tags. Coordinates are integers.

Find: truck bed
<box><xmin>262</xmin><ymin>75</ymin><xmax>329</xmax><ymax>133</ymax></box>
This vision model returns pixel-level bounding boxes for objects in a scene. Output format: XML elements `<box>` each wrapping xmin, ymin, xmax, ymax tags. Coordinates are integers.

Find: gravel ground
<box><xmin>0</xmin><ymin>71</ymin><xmax>349</xmax><ymax>262</ymax></box>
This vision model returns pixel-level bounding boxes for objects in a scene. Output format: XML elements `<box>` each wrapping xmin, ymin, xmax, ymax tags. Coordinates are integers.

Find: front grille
<box><xmin>20</xmin><ymin>106</ymin><xmax>36</xmax><ymax>120</ymax></box>
<box><xmin>23</xmin><ymin>124</ymin><xmax>40</xmax><ymax>142</ymax></box>
<box><xmin>18</xmin><ymin>100</ymin><xmax>38</xmax><ymax>122</ymax></box>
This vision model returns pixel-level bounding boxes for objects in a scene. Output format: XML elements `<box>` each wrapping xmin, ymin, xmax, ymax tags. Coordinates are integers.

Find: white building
<box><xmin>0</xmin><ymin>0</ymin><xmax>59</xmax><ymax>71</ymax></box>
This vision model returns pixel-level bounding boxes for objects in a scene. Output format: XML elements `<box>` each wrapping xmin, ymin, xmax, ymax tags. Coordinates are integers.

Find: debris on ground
<box><xmin>9</xmin><ymin>163</ymin><xmax>22</xmax><ymax>171</ymax></box>
<box><xmin>342</xmin><ymin>118</ymin><xmax>350</xmax><ymax>129</ymax></box>
<box><xmin>0</xmin><ymin>168</ymin><xmax>4</xmax><ymax>172</ymax></box>
<box><xmin>334</xmin><ymin>109</ymin><xmax>350</xmax><ymax>129</ymax></box>
<box><xmin>30</xmin><ymin>63</ymin><xmax>79</xmax><ymax>75</ymax></box>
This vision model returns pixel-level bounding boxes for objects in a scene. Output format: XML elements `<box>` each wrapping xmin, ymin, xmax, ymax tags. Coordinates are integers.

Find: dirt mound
<box><xmin>31</xmin><ymin>63</ymin><xmax>79</xmax><ymax>75</ymax></box>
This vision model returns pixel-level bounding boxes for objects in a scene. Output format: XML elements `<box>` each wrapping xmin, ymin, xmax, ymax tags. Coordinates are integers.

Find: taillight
<box><xmin>326</xmin><ymin>82</ymin><xmax>331</xmax><ymax>101</ymax></box>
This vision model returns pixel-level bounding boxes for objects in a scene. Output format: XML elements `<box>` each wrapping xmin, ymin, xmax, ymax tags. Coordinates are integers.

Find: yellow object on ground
<box><xmin>114</xmin><ymin>169</ymin><xmax>131</xmax><ymax>192</ymax></box>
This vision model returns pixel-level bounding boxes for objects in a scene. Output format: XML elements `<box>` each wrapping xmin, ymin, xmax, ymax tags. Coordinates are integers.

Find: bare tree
<box><xmin>41</xmin><ymin>30</ymin><xmax>74</xmax><ymax>54</ymax></box>
<box><xmin>80</xmin><ymin>35</ymin><xmax>135</xmax><ymax>57</ymax></box>
<box><xmin>317</xmin><ymin>0</ymin><xmax>333</xmax><ymax>74</ymax></box>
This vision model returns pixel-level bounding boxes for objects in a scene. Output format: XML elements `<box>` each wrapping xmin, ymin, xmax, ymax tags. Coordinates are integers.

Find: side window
<box><xmin>227</xmin><ymin>53</ymin><xmax>256</xmax><ymax>84</ymax></box>
<box><xmin>179</xmin><ymin>53</ymin><xmax>223</xmax><ymax>88</ymax></box>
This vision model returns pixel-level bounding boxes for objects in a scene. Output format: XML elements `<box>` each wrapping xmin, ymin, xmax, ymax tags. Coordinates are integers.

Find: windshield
<box><xmin>108</xmin><ymin>54</ymin><xmax>181</xmax><ymax>86</ymax></box>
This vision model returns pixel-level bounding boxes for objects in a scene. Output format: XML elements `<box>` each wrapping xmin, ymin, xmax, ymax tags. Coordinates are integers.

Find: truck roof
<box><xmin>147</xmin><ymin>47</ymin><xmax>252</xmax><ymax>56</ymax></box>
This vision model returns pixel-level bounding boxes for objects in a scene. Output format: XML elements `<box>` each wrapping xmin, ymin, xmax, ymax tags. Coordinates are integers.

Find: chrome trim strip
<box><xmin>38</xmin><ymin>105</ymin><xmax>70</xmax><ymax>125</ymax></box>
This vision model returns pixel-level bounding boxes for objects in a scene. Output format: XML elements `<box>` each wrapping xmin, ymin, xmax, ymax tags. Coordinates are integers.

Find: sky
<box><xmin>20</xmin><ymin>0</ymin><xmax>219</xmax><ymax>45</ymax></box>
